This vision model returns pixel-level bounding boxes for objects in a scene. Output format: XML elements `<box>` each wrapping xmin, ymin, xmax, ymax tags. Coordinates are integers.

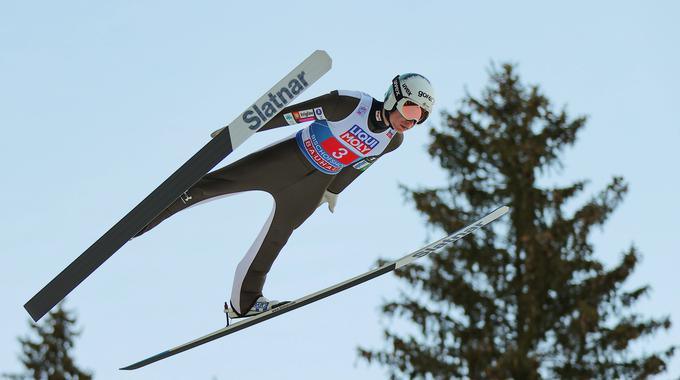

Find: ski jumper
<box><xmin>136</xmin><ymin>90</ymin><xmax>403</xmax><ymax>314</ymax></box>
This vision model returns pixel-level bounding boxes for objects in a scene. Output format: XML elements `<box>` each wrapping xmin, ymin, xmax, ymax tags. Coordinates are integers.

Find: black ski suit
<box><xmin>136</xmin><ymin>90</ymin><xmax>403</xmax><ymax>314</ymax></box>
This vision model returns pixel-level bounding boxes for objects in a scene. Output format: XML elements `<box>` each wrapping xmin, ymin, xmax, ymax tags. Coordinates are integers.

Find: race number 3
<box><xmin>320</xmin><ymin>138</ymin><xmax>358</xmax><ymax>164</ymax></box>
<box><xmin>333</xmin><ymin>147</ymin><xmax>348</xmax><ymax>159</ymax></box>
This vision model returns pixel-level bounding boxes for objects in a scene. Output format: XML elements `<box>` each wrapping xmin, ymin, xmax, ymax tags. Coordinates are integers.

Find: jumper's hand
<box><xmin>318</xmin><ymin>190</ymin><xmax>338</xmax><ymax>213</ymax></box>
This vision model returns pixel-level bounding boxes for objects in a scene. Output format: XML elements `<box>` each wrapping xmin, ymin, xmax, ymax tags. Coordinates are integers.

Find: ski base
<box><xmin>121</xmin><ymin>206</ymin><xmax>509</xmax><ymax>370</ymax></box>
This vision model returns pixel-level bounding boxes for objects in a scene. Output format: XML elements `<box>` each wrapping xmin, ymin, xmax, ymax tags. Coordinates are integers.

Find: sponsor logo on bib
<box><xmin>339</xmin><ymin>125</ymin><xmax>379</xmax><ymax>154</ymax></box>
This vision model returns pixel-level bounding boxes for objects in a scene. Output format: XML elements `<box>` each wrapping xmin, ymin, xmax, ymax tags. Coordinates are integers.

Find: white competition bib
<box><xmin>295</xmin><ymin>91</ymin><xmax>395</xmax><ymax>175</ymax></box>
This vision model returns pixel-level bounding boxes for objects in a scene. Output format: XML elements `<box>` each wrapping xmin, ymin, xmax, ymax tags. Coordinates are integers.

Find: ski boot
<box><xmin>224</xmin><ymin>296</ymin><xmax>290</xmax><ymax>326</ymax></box>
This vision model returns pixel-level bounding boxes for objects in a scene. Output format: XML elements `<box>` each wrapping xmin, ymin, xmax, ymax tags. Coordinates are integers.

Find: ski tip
<box><xmin>311</xmin><ymin>49</ymin><xmax>332</xmax><ymax>61</ymax></box>
<box><xmin>489</xmin><ymin>205</ymin><xmax>510</xmax><ymax>220</ymax></box>
<box><xmin>309</xmin><ymin>50</ymin><xmax>333</xmax><ymax>69</ymax></box>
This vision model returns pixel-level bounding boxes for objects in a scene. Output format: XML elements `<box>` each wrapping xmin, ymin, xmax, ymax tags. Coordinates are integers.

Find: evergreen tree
<box><xmin>4</xmin><ymin>303</ymin><xmax>92</xmax><ymax>380</ymax></box>
<box><xmin>358</xmin><ymin>64</ymin><xmax>675</xmax><ymax>379</ymax></box>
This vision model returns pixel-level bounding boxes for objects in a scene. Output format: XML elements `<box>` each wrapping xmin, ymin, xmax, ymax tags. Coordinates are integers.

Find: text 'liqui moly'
<box><xmin>339</xmin><ymin>125</ymin><xmax>379</xmax><ymax>154</ymax></box>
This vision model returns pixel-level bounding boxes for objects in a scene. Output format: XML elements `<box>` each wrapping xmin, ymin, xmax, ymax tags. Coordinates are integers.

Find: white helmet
<box><xmin>383</xmin><ymin>73</ymin><xmax>435</xmax><ymax>124</ymax></box>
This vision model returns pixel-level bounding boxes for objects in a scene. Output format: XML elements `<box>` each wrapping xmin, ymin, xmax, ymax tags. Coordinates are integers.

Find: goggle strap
<box><xmin>391</xmin><ymin>75</ymin><xmax>404</xmax><ymax>105</ymax></box>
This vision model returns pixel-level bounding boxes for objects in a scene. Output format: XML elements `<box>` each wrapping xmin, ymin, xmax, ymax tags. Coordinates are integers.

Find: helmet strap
<box><xmin>382</xmin><ymin>108</ymin><xmax>391</xmax><ymax>127</ymax></box>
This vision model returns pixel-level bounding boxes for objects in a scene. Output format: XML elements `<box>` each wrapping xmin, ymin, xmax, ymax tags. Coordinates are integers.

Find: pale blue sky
<box><xmin>1</xmin><ymin>1</ymin><xmax>678</xmax><ymax>379</ymax></box>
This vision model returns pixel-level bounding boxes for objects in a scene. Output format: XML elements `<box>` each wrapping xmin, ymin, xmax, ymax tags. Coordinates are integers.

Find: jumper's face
<box><xmin>388</xmin><ymin>108</ymin><xmax>417</xmax><ymax>133</ymax></box>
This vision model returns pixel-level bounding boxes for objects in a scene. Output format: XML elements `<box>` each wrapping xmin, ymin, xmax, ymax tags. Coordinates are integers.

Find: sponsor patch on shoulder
<box><xmin>352</xmin><ymin>159</ymin><xmax>372</xmax><ymax>171</ymax></box>
<box><xmin>314</xmin><ymin>107</ymin><xmax>326</xmax><ymax>120</ymax></box>
<box><xmin>284</xmin><ymin>113</ymin><xmax>296</xmax><ymax>125</ymax></box>
<box><xmin>292</xmin><ymin>109</ymin><xmax>316</xmax><ymax>123</ymax></box>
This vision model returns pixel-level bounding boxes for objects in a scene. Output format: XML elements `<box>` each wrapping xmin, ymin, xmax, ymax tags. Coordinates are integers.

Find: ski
<box><xmin>24</xmin><ymin>50</ymin><xmax>333</xmax><ymax>322</ymax></box>
<box><xmin>120</xmin><ymin>205</ymin><xmax>509</xmax><ymax>370</ymax></box>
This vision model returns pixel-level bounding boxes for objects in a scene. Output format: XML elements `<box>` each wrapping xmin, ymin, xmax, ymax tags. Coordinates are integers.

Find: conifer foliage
<box><xmin>359</xmin><ymin>64</ymin><xmax>675</xmax><ymax>379</ymax></box>
<box><xmin>5</xmin><ymin>303</ymin><xmax>92</xmax><ymax>380</ymax></box>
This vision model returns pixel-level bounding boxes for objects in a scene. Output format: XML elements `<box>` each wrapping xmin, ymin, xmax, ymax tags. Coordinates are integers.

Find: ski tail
<box><xmin>24</xmin><ymin>50</ymin><xmax>333</xmax><ymax>322</ymax></box>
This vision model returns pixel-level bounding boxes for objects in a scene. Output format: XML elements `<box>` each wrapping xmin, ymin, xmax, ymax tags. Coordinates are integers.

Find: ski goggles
<box><xmin>391</xmin><ymin>75</ymin><xmax>430</xmax><ymax>124</ymax></box>
<box><xmin>396</xmin><ymin>98</ymin><xmax>429</xmax><ymax>124</ymax></box>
